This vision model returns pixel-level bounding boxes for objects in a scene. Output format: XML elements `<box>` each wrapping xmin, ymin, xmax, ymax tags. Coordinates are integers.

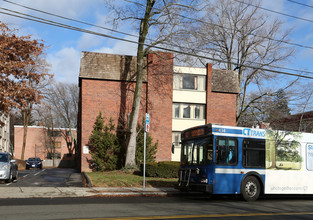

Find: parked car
<box><xmin>26</xmin><ymin>157</ymin><xmax>43</xmax><ymax>169</ymax></box>
<box><xmin>0</xmin><ymin>152</ymin><xmax>18</xmax><ymax>183</ymax></box>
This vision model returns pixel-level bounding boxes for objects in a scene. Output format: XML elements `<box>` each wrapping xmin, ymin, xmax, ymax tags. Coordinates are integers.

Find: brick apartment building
<box><xmin>14</xmin><ymin>126</ymin><xmax>76</xmax><ymax>167</ymax></box>
<box><xmin>270</xmin><ymin>111</ymin><xmax>313</xmax><ymax>133</ymax></box>
<box><xmin>78</xmin><ymin>51</ymin><xmax>239</xmax><ymax>172</ymax></box>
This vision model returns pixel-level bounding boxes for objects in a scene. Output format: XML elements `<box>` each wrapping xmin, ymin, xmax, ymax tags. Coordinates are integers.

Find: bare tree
<box><xmin>20</xmin><ymin>55</ymin><xmax>51</xmax><ymax>160</ymax></box>
<box><xmin>43</xmin><ymin>81</ymin><xmax>78</xmax><ymax>157</ymax></box>
<box><xmin>36</xmin><ymin>104</ymin><xmax>58</xmax><ymax>166</ymax></box>
<box><xmin>239</xmin><ymin>88</ymin><xmax>292</xmax><ymax>127</ymax></box>
<box><xmin>108</xmin><ymin>0</ymin><xmax>198</xmax><ymax>167</ymax></box>
<box><xmin>290</xmin><ymin>84</ymin><xmax>313</xmax><ymax>132</ymax></box>
<box><xmin>178</xmin><ymin>0</ymin><xmax>295</xmax><ymax>124</ymax></box>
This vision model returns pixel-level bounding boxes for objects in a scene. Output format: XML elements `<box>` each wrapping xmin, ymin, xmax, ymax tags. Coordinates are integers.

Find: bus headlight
<box><xmin>201</xmin><ymin>179</ymin><xmax>208</xmax><ymax>183</ymax></box>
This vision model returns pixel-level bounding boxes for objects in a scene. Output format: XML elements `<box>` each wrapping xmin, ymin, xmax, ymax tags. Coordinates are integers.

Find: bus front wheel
<box><xmin>241</xmin><ymin>176</ymin><xmax>260</xmax><ymax>201</ymax></box>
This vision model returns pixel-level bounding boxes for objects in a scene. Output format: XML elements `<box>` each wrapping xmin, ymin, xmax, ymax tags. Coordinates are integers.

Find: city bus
<box><xmin>176</xmin><ymin>124</ymin><xmax>313</xmax><ymax>201</ymax></box>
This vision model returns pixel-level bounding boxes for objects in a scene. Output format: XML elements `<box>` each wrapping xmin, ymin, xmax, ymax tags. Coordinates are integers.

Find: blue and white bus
<box><xmin>176</xmin><ymin>124</ymin><xmax>313</xmax><ymax>201</ymax></box>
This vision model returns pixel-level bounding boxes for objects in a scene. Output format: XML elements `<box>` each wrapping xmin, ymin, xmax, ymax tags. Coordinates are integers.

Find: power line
<box><xmin>287</xmin><ymin>0</ymin><xmax>313</xmax><ymax>9</ymax></box>
<box><xmin>4</xmin><ymin>0</ymin><xmax>313</xmax><ymax>76</ymax></box>
<box><xmin>233</xmin><ymin>0</ymin><xmax>313</xmax><ymax>24</ymax></box>
<box><xmin>2</xmin><ymin>0</ymin><xmax>139</xmax><ymax>40</ymax></box>
<box><xmin>1</xmin><ymin>3</ymin><xmax>313</xmax><ymax>80</ymax></box>
<box><xmin>6</xmin><ymin>0</ymin><xmax>313</xmax><ymax>54</ymax></box>
<box><xmin>126</xmin><ymin>0</ymin><xmax>313</xmax><ymax>51</ymax></box>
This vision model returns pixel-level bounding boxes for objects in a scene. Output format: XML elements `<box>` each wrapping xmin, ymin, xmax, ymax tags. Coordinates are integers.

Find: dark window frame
<box><xmin>242</xmin><ymin>138</ymin><xmax>266</xmax><ymax>168</ymax></box>
<box><xmin>181</xmin><ymin>136</ymin><xmax>213</xmax><ymax>166</ymax></box>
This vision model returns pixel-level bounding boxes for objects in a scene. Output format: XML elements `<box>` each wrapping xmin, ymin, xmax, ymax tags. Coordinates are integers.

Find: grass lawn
<box><xmin>86</xmin><ymin>170</ymin><xmax>178</xmax><ymax>188</ymax></box>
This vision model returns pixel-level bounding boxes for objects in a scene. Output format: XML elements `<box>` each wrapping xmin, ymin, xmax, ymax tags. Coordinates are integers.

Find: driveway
<box><xmin>0</xmin><ymin>168</ymin><xmax>84</xmax><ymax>187</ymax></box>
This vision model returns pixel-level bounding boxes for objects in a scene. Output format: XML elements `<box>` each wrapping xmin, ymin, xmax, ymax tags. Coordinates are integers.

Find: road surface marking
<box><xmin>75</xmin><ymin>211</ymin><xmax>313</xmax><ymax>220</ymax></box>
<box><xmin>34</xmin><ymin>169</ymin><xmax>46</xmax><ymax>176</ymax></box>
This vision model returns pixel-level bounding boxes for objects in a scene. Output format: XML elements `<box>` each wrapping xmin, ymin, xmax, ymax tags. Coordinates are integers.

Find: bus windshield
<box><xmin>181</xmin><ymin>136</ymin><xmax>213</xmax><ymax>166</ymax></box>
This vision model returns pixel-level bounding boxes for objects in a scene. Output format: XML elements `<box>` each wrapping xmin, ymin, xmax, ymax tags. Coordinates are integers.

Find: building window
<box><xmin>47</xmin><ymin>152</ymin><xmax>61</xmax><ymax>159</ymax></box>
<box><xmin>183</xmin><ymin>104</ymin><xmax>191</xmax><ymax>118</ymax></box>
<box><xmin>173</xmin><ymin>104</ymin><xmax>180</xmax><ymax>118</ymax></box>
<box><xmin>182</xmin><ymin>75</ymin><xmax>196</xmax><ymax>89</ymax></box>
<box><xmin>173</xmin><ymin>103</ymin><xmax>205</xmax><ymax>119</ymax></box>
<box><xmin>195</xmin><ymin>105</ymin><xmax>201</xmax><ymax>119</ymax></box>
<box><xmin>173</xmin><ymin>74</ymin><xmax>206</xmax><ymax>91</ymax></box>
<box><xmin>47</xmin><ymin>130</ymin><xmax>62</xmax><ymax>137</ymax></box>
<box><xmin>172</xmin><ymin>132</ymin><xmax>181</xmax><ymax>147</ymax></box>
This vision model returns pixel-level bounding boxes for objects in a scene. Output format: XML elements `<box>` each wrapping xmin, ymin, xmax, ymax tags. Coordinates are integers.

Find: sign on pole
<box><xmin>145</xmin><ymin>113</ymin><xmax>150</xmax><ymax>132</ymax></box>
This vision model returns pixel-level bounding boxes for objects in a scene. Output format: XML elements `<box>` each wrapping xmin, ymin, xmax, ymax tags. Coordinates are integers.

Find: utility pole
<box><xmin>143</xmin><ymin>113</ymin><xmax>150</xmax><ymax>191</ymax></box>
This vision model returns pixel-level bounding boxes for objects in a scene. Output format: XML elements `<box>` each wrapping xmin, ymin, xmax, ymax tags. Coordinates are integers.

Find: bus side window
<box><xmin>219</xmin><ymin>146</ymin><xmax>228</xmax><ymax>163</ymax></box>
<box><xmin>242</xmin><ymin>139</ymin><xmax>265</xmax><ymax>168</ymax></box>
<box><xmin>216</xmin><ymin>137</ymin><xmax>238</xmax><ymax>166</ymax></box>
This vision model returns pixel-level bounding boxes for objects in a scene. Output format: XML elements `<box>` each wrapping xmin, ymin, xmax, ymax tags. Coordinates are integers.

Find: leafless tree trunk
<box><xmin>21</xmin><ymin>105</ymin><xmax>31</xmax><ymax>160</ymax></box>
<box><xmin>20</xmin><ymin>55</ymin><xmax>51</xmax><ymax>160</ymax></box>
<box><xmin>124</xmin><ymin>0</ymin><xmax>156</xmax><ymax>167</ymax></box>
<box><xmin>108</xmin><ymin>0</ymin><xmax>198</xmax><ymax>167</ymax></box>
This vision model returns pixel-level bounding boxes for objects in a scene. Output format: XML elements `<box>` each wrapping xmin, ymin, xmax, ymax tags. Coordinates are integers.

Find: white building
<box><xmin>171</xmin><ymin>66</ymin><xmax>207</xmax><ymax>161</ymax></box>
<box><xmin>0</xmin><ymin>112</ymin><xmax>10</xmax><ymax>153</ymax></box>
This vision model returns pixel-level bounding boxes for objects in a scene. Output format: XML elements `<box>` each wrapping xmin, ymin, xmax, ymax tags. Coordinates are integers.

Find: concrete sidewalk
<box><xmin>0</xmin><ymin>187</ymin><xmax>182</xmax><ymax>199</ymax></box>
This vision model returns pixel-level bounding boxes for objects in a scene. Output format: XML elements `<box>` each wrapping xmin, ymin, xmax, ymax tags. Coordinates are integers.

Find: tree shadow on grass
<box><xmin>133</xmin><ymin>170</ymin><xmax>142</xmax><ymax>176</ymax></box>
<box><xmin>146</xmin><ymin>180</ymin><xmax>176</xmax><ymax>187</ymax></box>
<box><xmin>132</xmin><ymin>170</ymin><xmax>177</xmax><ymax>187</ymax></box>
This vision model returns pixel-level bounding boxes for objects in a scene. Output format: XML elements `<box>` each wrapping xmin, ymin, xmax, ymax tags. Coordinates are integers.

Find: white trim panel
<box><xmin>173</xmin><ymin>90</ymin><xmax>206</xmax><ymax>104</ymax></box>
<box><xmin>173</xmin><ymin>66</ymin><xmax>206</xmax><ymax>75</ymax></box>
<box><xmin>172</xmin><ymin>119</ymin><xmax>205</xmax><ymax>132</ymax></box>
<box><xmin>215</xmin><ymin>168</ymin><xmax>265</xmax><ymax>175</ymax></box>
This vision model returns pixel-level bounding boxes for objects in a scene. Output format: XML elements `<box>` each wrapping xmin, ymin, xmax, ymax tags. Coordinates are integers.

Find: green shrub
<box><xmin>89</xmin><ymin>112</ymin><xmax>120</xmax><ymax>171</ymax></box>
<box><xmin>144</xmin><ymin>161</ymin><xmax>180</xmax><ymax>178</ymax></box>
<box><xmin>145</xmin><ymin>162</ymin><xmax>159</xmax><ymax>177</ymax></box>
<box><xmin>157</xmin><ymin>162</ymin><xmax>180</xmax><ymax>178</ymax></box>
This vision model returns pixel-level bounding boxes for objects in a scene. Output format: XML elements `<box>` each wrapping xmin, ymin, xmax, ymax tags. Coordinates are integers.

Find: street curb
<box><xmin>81</xmin><ymin>172</ymin><xmax>92</xmax><ymax>187</ymax></box>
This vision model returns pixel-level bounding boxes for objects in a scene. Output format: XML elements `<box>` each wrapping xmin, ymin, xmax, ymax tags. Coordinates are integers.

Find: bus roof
<box><xmin>181</xmin><ymin>124</ymin><xmax>266</xmax><ymax>140</ymax></box>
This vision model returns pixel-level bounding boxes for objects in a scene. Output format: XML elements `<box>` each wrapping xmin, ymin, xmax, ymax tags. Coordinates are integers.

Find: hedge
<box><xmin>143</xmin><ymin>161</ymin><xmax>180</xmax><ymax>178</ymax></box>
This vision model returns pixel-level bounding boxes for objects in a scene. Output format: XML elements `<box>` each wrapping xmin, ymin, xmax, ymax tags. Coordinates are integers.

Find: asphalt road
<box><xmin>0</xmin><ymin>194</ymin><xmax>313</xmax><ymax>220</ymax></box>
<box><xmin>0</xmin><ymin>168</ymin><xmax>83</xmax><ymax>187</ymax></box>
<box><xmin>0</xmin><ymin>168</ymin><xmax>313</xmax><ymax>220</ymax></box>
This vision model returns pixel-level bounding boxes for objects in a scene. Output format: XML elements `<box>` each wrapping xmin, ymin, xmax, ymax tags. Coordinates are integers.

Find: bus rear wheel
<box><xmin>241</xmin><ymin>176</ymin><xmax>260</xmax><ymax>201</ymax></box>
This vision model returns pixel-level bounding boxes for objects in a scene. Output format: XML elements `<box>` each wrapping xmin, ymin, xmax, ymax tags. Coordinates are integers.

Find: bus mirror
<box><xmin>172</xmin><ymin>144</ymin><xmax>175</xmax><ymax>154</ymax></box>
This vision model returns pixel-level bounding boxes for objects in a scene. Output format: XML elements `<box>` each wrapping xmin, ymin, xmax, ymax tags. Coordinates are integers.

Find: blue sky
<box><xmin>0</xmin><ymin>0</ymin><xmax>313</xmax><ymax>89</ymax></box>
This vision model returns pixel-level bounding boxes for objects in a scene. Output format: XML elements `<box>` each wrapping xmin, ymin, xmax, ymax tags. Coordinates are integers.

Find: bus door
<box><xmin>214</xmin><ymin>136</ymin><xmax>240</xmax><ymax>194</ymax></box>
<box><xmin>179</xmin><ymin>136</ymin><xmax>214</xmax><ymax>192</ymax></box>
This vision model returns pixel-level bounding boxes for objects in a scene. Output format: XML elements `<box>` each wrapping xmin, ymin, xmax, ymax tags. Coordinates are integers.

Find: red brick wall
<box><xmin>79</xmin><ymin>79</ymin><xmax>148</xmax><ymax>172</ymax></box>
<box><xmin>79</xmin><ymin>52</ymin><xmax>174</xmax><ymax>171</ymax></box>
<box><xmin>14</xmin><ymin>126</ymin><xmax>46</xmax><ymax>160</ymax></box>
<box><xmin>147</xmin><ymin>52</ymin><xmax>173</xmax><ymax>161</ymax></box>
<box><xmin>14</xmin><ymin>126</ymin><xmax>76</xmax><ymax>161</ymax></box>
<box><xmin>206</xmin><ymin>64</ymin><xmax>237</xmax><ymax>126</ymax></box>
